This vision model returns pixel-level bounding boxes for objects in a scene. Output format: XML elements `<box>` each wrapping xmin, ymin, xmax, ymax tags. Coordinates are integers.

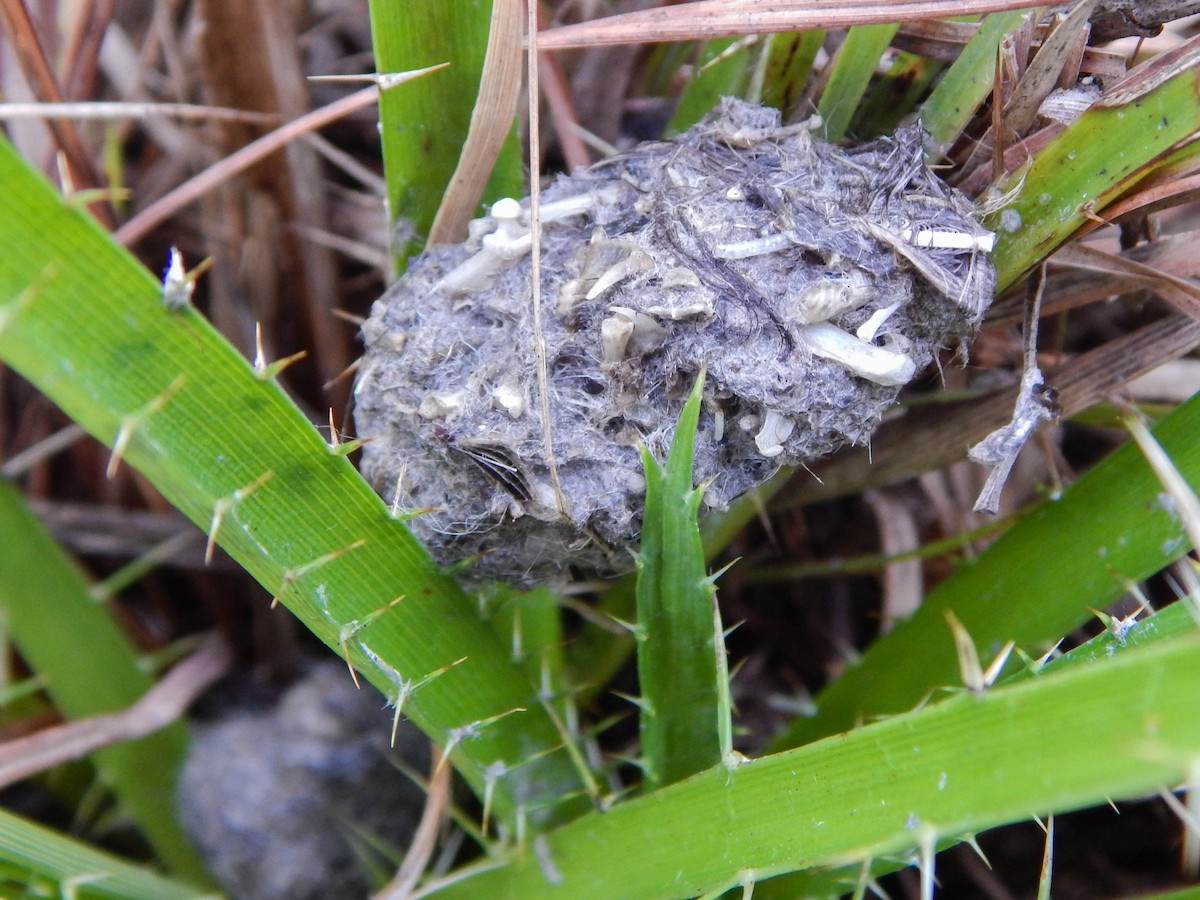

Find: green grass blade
<box><xmin>921</xmin><ymin>11</ymin><xmax>1032</xmax><ymax>152</ymax></box>
<box><xmin>0</xmin><ymin>483</ymin><xmax>208</xmax><ymax>883</ymax></box>
<box><xmin>636</xmin><ymin>375</ymin><xmax>729</xmax><ymax>789</ymax></box>
<box><xmin>989</xmin><ymin>57</ymin><xmax>1200</xmax><ymax>290</ymax></box>
<box><xmin>669</xmin><ymin>38</ymin><xmax>754</xmax><ymax>133</ymax></box>
<box><xmin>756</xmin><ymin>595</ymin><xmax>1200</xmax><ymax>897</ymax></box>
<box><xmin>773</xmin><ymin>388</ymin><xmax>1200</xmax><ymax>751</ymax></box>
<box><xmin>0</xmin><ymin>139</ymin><xmax>589</xmax><ymax>830</ymax></box>
<box><xmin>430</xmin><ymin>634</ymin><xmax>1200</xmax><ymax>898</ymax></box>
<box><xmin>850</xmin><ymin>51</ymin><xmax>945</xmax><ymax>138</ymax></box>
<box><xmin>488</xmin><ymin>585</ymin><xmax>569</xmax><ymax>719</ymax></box>
<box><xmin>0</xmin><ymin>807</ymin><xmax>207</xmax><ymax>900</ymax></box>
<box><xmin>760</xmin><ymin>30</ymin><xmax>824</xmax><ymax>114</ymax></box>
<box><xmin>1015</xmin><ymin>599</ymin><xmax>1199</xmax><ymax>682</ymax></box>
<box><xmin>368</xmin><ymin>0</ymin><xmax>523</xmax><ymax>260</ymax></box>
<box><xmin>817</xmin><ymin>24</ymin><xmax>901</xmax><ymax>141</ymax></box>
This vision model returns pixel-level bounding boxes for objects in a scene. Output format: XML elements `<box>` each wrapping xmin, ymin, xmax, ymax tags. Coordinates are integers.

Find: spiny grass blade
<box><xmin>636</xmin><ymin>374</ymin><xmax>732</xmax><ymax>789</ymax></box>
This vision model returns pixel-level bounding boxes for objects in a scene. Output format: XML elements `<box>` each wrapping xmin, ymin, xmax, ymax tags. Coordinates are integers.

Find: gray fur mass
<box><xmin>354</xmin><ymin>99</ymin><xmax>995</xmax><ymax>585</ymax></box>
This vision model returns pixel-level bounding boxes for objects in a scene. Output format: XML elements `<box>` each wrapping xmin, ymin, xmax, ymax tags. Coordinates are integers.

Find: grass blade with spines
<box><xmin>755</xmin><ymin>591</ymin><xmax>1200</xmax><ymax>898</ymax></box>
<box><xmin>0</xmin><ymin>482</ymin><xmax>209</xmax><ymax>884</ymax></box>
<box><xmin>368</xmin><ymin>0</ymin><xmax>523</xmax><ymax>261</ymax></box>
<box><xmin>0</xmin><ymin>807</ymin><xmax>205</xmax><ymax>900</ymax></box>
<box><xmin>636</xmin><ymin>375</ymin><xmax>731</xmax><ymax>789</ymax></box>
<box><xmin>428</xmin><ymin>633</ymin><xmax>1200</xmax><ymax>898</ymax></box>
<box><xmin>773</xmin><ymin>387</ymin><xmax>1200</xmax><ymax>751</ymax></box>
<box><xmin>0</xmin><ymin>139</ymin><xmax>590</xmax><ymax>831</ymax></box>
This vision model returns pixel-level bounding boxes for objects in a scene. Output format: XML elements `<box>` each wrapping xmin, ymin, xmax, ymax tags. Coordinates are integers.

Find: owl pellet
<box><xmin>354</xmin><ymin>99</ymin><xmax>995</xmax><ymax>585</ymax></box>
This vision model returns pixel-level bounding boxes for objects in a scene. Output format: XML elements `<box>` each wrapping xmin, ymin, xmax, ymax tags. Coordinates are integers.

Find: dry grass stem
<box><xmin>375</xmin><ymin>746</ymin><xmax>452</xmax><ymax>900</ymax></box>
<box><xmin>0</xmin><ymin>637</ymin><xmax>232</xmax><ymax>790</ymax></box>
<box><xmin>427</xmin><ymin>1</ymin><xmax>524</xmax><ymax>245</ymax></box>
<box><xmin>537</xmin><ymin>0</ymin><xmax>1048</xmax><ymax>50</ymax></box>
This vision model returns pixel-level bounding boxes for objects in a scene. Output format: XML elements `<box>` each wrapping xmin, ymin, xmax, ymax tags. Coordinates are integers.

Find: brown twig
<box><xmin>538</xmin><ymin>2</ymin><xmax>591</xmax><ymax>171</ymax></box>
<box><xmin>784</xmin><ymin>312</ymin><xmax>1200</xmax><ymax>507</ymax></box>
<box><xmin>0</xmin><ymin>0</ymin><xmax>112</xmax><ymax>225</ymax></box>
<box><xmin>427</xmin><ymin>1</ymin><xmax>524</xmax><ymax>245</ymax></box>
<box><xmin>0</xmin><ymin>100</ymin><xmax>282</xmax><ymax>123</ymax></box>
<box><xmin>374</xmin><ymin>745</ymin><xmax>451</xmax><ymax>900</ymax></box>
<box><xmin>0</xmin><ymin>636</ymin><xmax>233</xmax><ymax>789</ymax></box>
<box><xmin>62</xmin><ymin>0</ymin><xmax>116</xmax><ymax>101</ymax></box>
<box><xmin>536</xmin><ymin>0</ymin><xmax>1048</xmax><ymax>50</ymax></box>
<box><xmin>113</xmin><ymin>86</ymin><xmax>381</xmax><ymax>246</ymax></box>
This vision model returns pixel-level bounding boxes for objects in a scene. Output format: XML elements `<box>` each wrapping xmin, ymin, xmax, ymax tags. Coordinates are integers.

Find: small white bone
<box><xmin>643</xmin><ymin>297</ymin><xmax>714</xmax><ymax>320</ymax></box>
<box><xmin>659</xmin><ymin>267</ymin><xmax>701</xmax><ymax>289</ymax></box>
<box><xmin>792</xmin><ymin>277</ymin><xmax>874</xmax><ymax>325</ymax></box>
<box><xmin>798</xmin><ymin>321</ymin><xmax>916</xmax><ymax>387</ymax></box>
<box><xmin>418</xmin><ymin>389</ymin><xmax>467</xmax><ymax>419</ymax></box>
<box><xmin>754</xmin><ymin>410</ymin><xmax>795</xmax><ymax>458</ymax></box>
<box><xmin>608</xmin><ymin>305</ymin><xmax>667</xmax><ymax>355</ymax></box>
<box><xmin>436</xmin><ymin>198</ymin><xmax>532</xmax><ymax>294</ymax></box>
<box><xmin>600</xmin><ymin>314</ymin><xmax>634</xmax><ymax>363</ymax></box>
<box><xmin>714</xmin><ymin>232</ymin><xmax>791</xmax><ymax>260</ymax></box>
<box><xmin>491</xmin><ymin>375</ymin><xmax>526</xmax><ymax>418</ymax></box>
<box><xmin>855</xmin><ymin>300</ymin><xmax>902</xmax><ymax>342</ymax></box>
<box><xmin>899</xmin><ymin>227</ymin><xmax>995</xmax><ymax>253</ymax></box>
<box><xmin>586</xmin><ymin>248</ymin><xmax>653</xmax><ymax>300</ymax></box>
<box><xmin>535</xmin><ymin>193</ymin><xmax>595</xmax><ymax>223</ymax></box>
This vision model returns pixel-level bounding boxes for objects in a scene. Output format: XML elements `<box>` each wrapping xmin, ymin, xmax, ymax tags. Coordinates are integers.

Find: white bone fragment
<box><xmin>534</xmin><ymin>193</ymin><xmax>595</xmax><ymax>224</ymax></box>
<box><xmin>556</xmin><ymin>279</ymin><xmax>584</xmax><ymax>315</ymax></box>
<box><xmin>754</xmin><ymin>410</ymin><xmax>795</xmax><ymax>458</ymax></box>
<box><xmin>585</xmin><ymin>248</ymin><xmax>653</xmax><ymax>300</ymax></box>
<box><xmin>792</xmin><ymin>277</ymin><xmax>874</xmax><ymax>325</ymax></box>
<box><xmin>437</xmin><ymin>199</ymin><xmax>533</xmax><ymax>294</ymax></box>
<box><xmin>436</xmin><ymin>252</ymin><xmax>501</xmax><ymax>295</ymax></box>
<box><xmin>491</xmin><ymin>376</ymin><xmax>526</xmax><ymax>418</ymax></box>
<box><xmin>899</xmin><ymin>228</ymin><xmax>995</xmax><ymax>253</ymax></box>
<box><xmin>600</xmin><ymin>314</ymin><xmax>634</xmax><ymax>363</ymax></box>
<box><xmin>798</xmin><ymin>321</ymin><xmax>916</xmax><ymax>387</ymax></box>
<box><xmin>856</xmin><ymin>300</ymin><xmax>902</xmax><ymax>342</ymax></box>
<box><xmin>489</xmin><ymin>197</ymin><xmax>523</xmax><ymax>230</ymax></box>
<box><xmin>608</xmin><ymin>305</ymin><xmax>667</xmax><ymax>354</ymax></box>
<box><xmin>643</xmin><ymin>298</ymin><xmax>714</xmax><ymax>320</ymax></box>
<box><xmin>418</xmin><ymin>389</ymin><xmax>466</xmax><ymax>419</ymax></box>
<box><xmin>660</xmin><ymin>267</ymin><xmax>701</xmax><ymax>289</ymax></box>
<box><xmin>481</xmin><ymin>229</ymin><xmax>534</xmax><ymax>260</ymax></box>
<box><xmin>714</xmin><ymin>232</ymin><xmax>791</xmax><ymax>260</ymax></box>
